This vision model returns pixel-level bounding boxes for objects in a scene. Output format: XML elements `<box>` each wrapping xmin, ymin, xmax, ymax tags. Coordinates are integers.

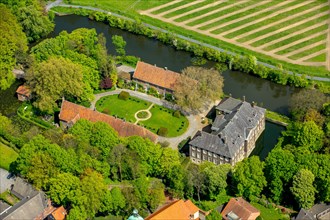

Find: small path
<box><xmin>208</xmin><ymin>1</ymin><xmax>287</xmax><ymax>32</ymax></box>
<box><xmin>196</xmin><ymin>0</ymin><xmax>273</xmax><ymax>30</ymax></box>
<box><xmin>254</xmin><ymin>21</ymin><xmax>328</xmax><ymax>48</ymax></box>
<box><xmin>269</xmin><ymin>30</ymin><xmax>328</xmax><ymax>54</ymax></box>
<box><xmin>222</xmin><ymin>1</ymin><xmax>314</xmax><ymax>37</ymax></box>
<box><xmin>283</xmin><ymin>40</ymin><xmax>327</xmax><ymax>57</ymax></box>
<box><xmin>134</xmin><ymin>103</ymin><xmax>153</xmax><ymax>125</ymax></box>
<box><xmin>157</xmin><ymin>0</ymin><xmax>203</xmax><ymax>17</ymax></box>
<box><xmin>142</xmin><ymin>0</ymin><xmax>182</xmax><ymax>13</ymax></box>
<box><xmin>233</xmin><ymin>3</ymin><xmax>328</xmax><ymax>40</ymax></box>
<box><xmin>181</xmin><ymin>0</ymin><xmax>248</xmax><ymax>25</ymax></box>
<box><xmin>169</xmin><ymin>1</ymin><xmax>222</xmax><ymax>21</ymax></box>
<box><xmin>299</xmin><ymin>49</ymin><xmax>327</xmax><ymax>62</ymax></box>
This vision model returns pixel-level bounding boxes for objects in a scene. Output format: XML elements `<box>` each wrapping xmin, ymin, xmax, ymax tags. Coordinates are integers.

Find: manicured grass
<box><xmin>186</xmin><ymin>1</ymin><xmax>257</xmax><ymax>27</ymax></box>
<box><xmin>276</xmin><ymin>34</ymin><xmax>326</xmax><ymax>55</ymax></box>
<box><xmin>140</xmin><ymin>105</ymin><xmax>189</xmax><ymax>137</ymax></box>
<box><xmin>0</xmin><ymin>143</ymin><xmax>18</xmax><ymax>170</ymax></box>
<box><xmin>306</xmin><ymin>53</ymin><xmax>327</xmax><ymax>62</ymax></box>
<box><xmin>95</xmin><ymin>95</ymin><xmax>189</xmax><ymax>137</ymax></box>
<box><xmin>96</xmin><ymin>95</ymin><xmax>150</xmax><ymax>123</ymax></box>
<box><xmin>203</xmin><ymin>0</ymin><xmax>295</xmax><ymax>31</ymax></box>
<box><xmin>150</xmin><ymin>0</ymin><xmax>191</xmax><ymax>15</ymax></box>
<box><xmin>251</xmin><ymin>202</ymin><xmax>289</xmax><ymax>220</ymax></box>
<box><xmin>174</xmin><ymin>1</ymin><xmax>230</xmax><ymax>22</ymax></box>
<box><xmin>266</xmin><ymin>110</ymin><xmax>291</xmax><ymax>125</ymax></box>
<box><xmin>71</xmin><ymin>0</ymin><xmax>170</xmax><ymax>12</ymax></box>
<box><xmin>223</xmin><ymin>1</ymin><xmax>325</xmax><ymax>39</ymax></box>
<box><xmin>261</xmin><ymin>23</ymin><xmax>328</xmax><ymax>51</ymax></box>
<box><xmin>289</xmin><ymin>44</ymin><xmax>326</xmax><ymax>60</ymax></box>
<box><xmin>163</xmin><ymin>0</ymin><xmax>215</xmax><ymax>19</ymax></box>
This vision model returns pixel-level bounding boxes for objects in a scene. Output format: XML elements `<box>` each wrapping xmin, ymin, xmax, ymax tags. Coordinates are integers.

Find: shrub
<box><xmin>118</xmin><ymin>91</ymin><xmax>130</xmax><ymax>100</ymax></box>
<box><xmin>173</xmin><ymin>110</ymin><xmax>181</xmax><ymax>118</ymax></box>
<box><xmin>157</xmin><ymin>127</ymin><xmax>168</xmax><ymax>136</ymax></box>
<box><xmin>99</xmin><ymin>77</ymin><xmax>113</xmax><ymax>89</ymax></box>
<box><xmin>159</xmin><ymin>141</ymin><xmax>170</xmax><ymax>148</ymax></box>
<box><xmin>102</xmin><ymin>108</ymin><xmax>110</xmax><ymax>114</ymax></box>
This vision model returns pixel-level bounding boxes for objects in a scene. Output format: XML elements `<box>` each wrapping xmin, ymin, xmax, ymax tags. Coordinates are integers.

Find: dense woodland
<box><xmin>0</xmin><ymin>1</ymin><xmax>330</xmax><ymax>219</ymax></box>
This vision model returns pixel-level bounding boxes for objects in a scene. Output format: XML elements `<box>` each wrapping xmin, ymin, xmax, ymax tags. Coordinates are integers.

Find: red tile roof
<box><xmin>221</xmin><ymin>197</ymin><xmax>260</xmax><ymax>220</ymax></box>
<box><xmin>59</xmin><ymin>100</ymin><xmax>157</xmax><ymax>142</ymax></box>
<box><xmin>16</xmin><ymin>85</ymin><xmax>31</xmax><ymax>97</ymax></box>
<box><xmin>145</xmin><ymin>199</ymin><xmax>202</xmax><ymax>220</ymax></box>
<box><xmin>133</xmin><ymin>61</ymin><xmax>181</xmax><ymax>91</ymax></box>
<box><xmin>51</xmin><ymin>206</ymin><xmax>67</xmax><ymax>220</ymax></box>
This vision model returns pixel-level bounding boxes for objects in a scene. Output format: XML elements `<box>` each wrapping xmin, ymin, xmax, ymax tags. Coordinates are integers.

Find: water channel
<box><xmin>0</xmin><ymin>15</ymin><xmax>289</xmax><ymax>159</ymax></box>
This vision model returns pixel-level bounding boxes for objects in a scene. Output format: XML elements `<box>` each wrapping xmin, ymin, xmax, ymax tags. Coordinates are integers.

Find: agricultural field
<box><xmin>141</xmin><ymin>0</ymin><xmax>330</xmax><ymax>70</ymax></box>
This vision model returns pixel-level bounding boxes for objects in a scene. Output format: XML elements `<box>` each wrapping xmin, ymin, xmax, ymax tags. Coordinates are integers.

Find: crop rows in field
<box><xmin>141</xmin><ymin>0</ymin><xmax>330</xmax><ymax>70</ymax></box>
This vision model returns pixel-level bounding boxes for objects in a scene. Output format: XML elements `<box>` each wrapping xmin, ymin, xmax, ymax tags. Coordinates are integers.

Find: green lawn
<box><xmin>0</xmin><ymin>143</ymin><xmax>18</xmax><ymax>170</ymax></box>
<box><xmin>251</xmin><ymin>202</ymin><xmax>290</xmax><ymax>220</ymax></box>
<box><xmin>140</xmin><ymin>104</ymin><xmax>189</xmax><ymax>137</ymax></box>
<box><xmin>95</xmin><ymin>95</ymin><xmax>189</xmax><ymax>137</ymax></box>
<box><xmin>96</xmin><ymin>95</ymin><xmax>150</xmax><ymax>123</ymax></box>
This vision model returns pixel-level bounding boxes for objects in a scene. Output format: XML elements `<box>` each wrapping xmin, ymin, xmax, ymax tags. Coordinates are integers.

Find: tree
<box><xmin>187</xmin><ymin>164</ymin><xmax>206</xmax><ymax>201</ymax></box>
<box><xmin>49</xmin><ymin>173</ymin><xmax>81</xmax><ymax>206</ymax></box>
<box><xmin>290</xmin><ymin>89</ymin><xmax>329</xmax><ymax>120</ymax></box>
<box><xmin>26</xmin><ymin>57</ymin><xmax>85</xmax><ymax>113</ymax></box>
<box><xmin>291</xmin><ymin>169</ymin><xmax>316</xmax><ymax>209</ymax></box>
<box><xmin>80</xmin><ymin>169</ymin><xmax>107</xmax><ymax>218</ymax></box>
<box><xmin>284</xmin><ymin>121</ymin><xmax>324</xmax><ymax>151</ymax></box>
<box><xmin>174</xmin><ymin>66</ymin><xmax>224</xmax><ymax>111</ymax></box>
<box><xmin>233</xmin><ymin>156</ymin><xmax>266</xmax><ymax>201</ymax></box>
<box><xmin>265</xmin><ymin>148</ymin><xmax>297</xmax><ymax>204</ymax></box>
<box><xmin>201</xmin><ymin>162</ymin><xmax>231</xmax><ymax>200</ymax></box>
<box><xmin>26</xmin><ymin>152</ymin><xmax>59</xmax><ymax>190</ymax></box>
<box><xmin>112</xmin><ymin>35</ymin><xmax>126</xmax><ymax>56</ymax></box>
<box><xmin>110</xmin><ymin>187</ymin><xmax>126</xmax><ymax>215</ymax></box>
<box><xmin>165</xmin><ymin>165</ymin><xmax>185</xmax><ymax>198</ymax></box>
<box><xmin>0</xmin><ymin>4</ymin><xmax>28</xmax><ymax>90</ymax></box>
<box><xmin>16</xmin><ymin>5</ymin><xmax>54</xmax><ymax>42</ymax></box>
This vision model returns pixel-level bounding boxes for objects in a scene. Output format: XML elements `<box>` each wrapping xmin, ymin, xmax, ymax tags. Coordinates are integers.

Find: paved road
<box><xmin>91</xmin><ymin>89</ymin><xmax>205</xmax><ymax>149</ymax></box>
<box><xmin>46</xmin><ymin>1</ymin><xmax>330</xmax><ymax>82</ymax></box>
<box><xmin>0</xmin><ymin>168</ymin><xmax>14</xmax><ymax>193</ymax></box>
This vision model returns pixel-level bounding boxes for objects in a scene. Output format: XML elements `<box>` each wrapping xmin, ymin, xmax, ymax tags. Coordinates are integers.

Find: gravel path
<box><xmin>254</xmin><ymin>21</ymin><xmax>329</xmax><ymax>48</ymax></box>
<box><xmin>234</xmin><ymin>3</ymin><xmax>329</xmax><ymax>40</ymax></box>
<box><xmin>181</xmin><ymin>0</ymin><xmax>248</xmax><ymax>25</ymax></box>
<box><xmin>269</xmin><ymin>31</ymin><xmax>328</xmax><ymax>54</ymax></box>
<box><xmin>207</xmin><ymin>0</ymin><xmax>287</xmax><ymax>32</ymax></box>
<box><xmin>157</xmin><ymin>0</ymin><xmax>203</xmax><ymax>17</ymax></box>
<box><xmin>196</xmin><ymin>1</ymin><xmax>272</xmax><ymax>30</ymax></box>
<box><xmin>299</xmin><ymin>49</ymin><xmax>327</xmax><ymax>62</ymax></box>
<box><xmin>142</xmin><ymin>0</ymin><xmax>181</xmax><ymax>13</ymax></box>
<box><xmin>221</xmin><ymin>1</ymin><xmax>313</xmax><ymax>37</ymax></box>
<box><xmin>284</xmin><ymin>40</ymin><xmax>327</xmax><ymax>58</ymax></box>
<box><xmin>169</xmin><ymin>1</ymin><xmax>222</xmax><ymax>21</ymax></box>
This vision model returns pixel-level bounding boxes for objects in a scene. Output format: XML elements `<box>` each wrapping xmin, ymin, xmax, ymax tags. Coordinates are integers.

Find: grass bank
<box><xmin>266</xmin><ymin>110</ymin><xmax>291</xmax><ymax>126</ymax></box>
<box><xmin>0</xmin><ymin>143</ymin><xmax>19</xmax><ymax>170</ymax></box>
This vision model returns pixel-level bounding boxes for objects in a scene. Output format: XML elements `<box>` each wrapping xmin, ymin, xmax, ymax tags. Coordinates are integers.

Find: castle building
<box><xmin>189</xmin><ymin>97</ymin><xmax>266</xmax><ymax>166</ymax></box>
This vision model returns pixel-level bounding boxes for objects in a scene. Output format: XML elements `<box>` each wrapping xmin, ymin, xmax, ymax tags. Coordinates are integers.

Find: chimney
<box><xmin>251</xmin><ymin>101</ymin><xmax>255</xmax><ymax>107</ymax></box>
<box><xmin>243</xmin><ymin>96</ymin><xmax>245</xmax><ymax>102</ymax></box>
<box><xmin>154</xmin><ymin>64</ymin><xmax>157</xmax><ymax>67</ymax></box>
<box><xmin>229</xmin><ymin>93</ymin><xmax>232</xmax><ymax>97</ymax></box>
<box><xmin>164</xmin><ymin>67</ymin><xmax>168</xmax><ymax>71</ymax></box>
